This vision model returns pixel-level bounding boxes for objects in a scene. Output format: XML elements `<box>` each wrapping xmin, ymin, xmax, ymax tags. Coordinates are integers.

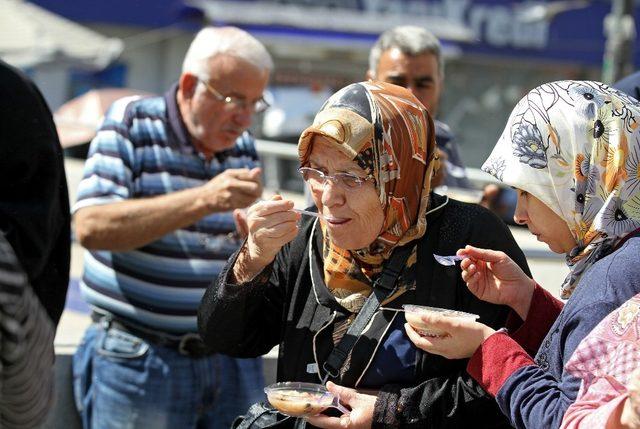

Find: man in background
<box><xmin>367</xmin><ymin>26</ymin><xmax>520</xmax><ymax>222</ymax></box>
<box><xmin>72</xmin><ymin>27</ymin><xmax>271</xmax><ymax>428</ymax></box>
<box><xmin>367</xmin><ymin>25</ymin><xmax>472</xmax><ymax>189</ymax></box>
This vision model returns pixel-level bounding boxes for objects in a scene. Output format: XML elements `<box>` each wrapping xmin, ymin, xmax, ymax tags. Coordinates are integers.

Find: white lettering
<box><xmin>268</xmin><ymin>0</ymin><xmax>551</xmax><ymax>49</ymax></box>
<box><xmin>363</xmin><ymin>0</ymin><xmax>387</xmax><ymax>13</ymax></box>
<box><xmin>485</xmin><ymin>6</ymin><xmax>512</xmax><ymax>46</ymax></box>
<box><xmin>468</xmin><ymin>4</ymin><xmax>489</xmax><ymax>39</ymax></box>
<box><xmin>406</xmin><ymin>1</ymin><xmax>430</xmax><ymax>15</ymax></box>
<box><xmin>513</xmin><ymin>20</ymin><xmax>549</xmax><ymax>48</ymax></box>
<box><xmin>444</xmin><ymin>0</ymin><xmax>470</xmax><ymax>24</ymax></box>
<box><xmin>463</xmin><ymin>1</ymin><xmax>549</xmax><ymax>49</ymax></box>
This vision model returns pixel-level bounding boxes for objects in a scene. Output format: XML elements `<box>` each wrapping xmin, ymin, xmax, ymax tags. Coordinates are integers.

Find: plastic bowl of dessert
<box><xmin>264</xmin><ymin>382</ymin><xmax>343</xmax><ymax>417</ymax></box>
<box><xmin>403</xmin><ymin>304</ymin><xmax>479</xmax><ymax>337</ymax></box>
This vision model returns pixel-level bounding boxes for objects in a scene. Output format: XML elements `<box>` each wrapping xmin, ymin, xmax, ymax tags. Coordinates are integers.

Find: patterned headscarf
<box><xmin>298</xmin><ymin>81</ymin><xmax>436</xmax><ymax>312</ymax></box>
<box><xmin>482</xmin><ymin>81</ymin><xmax>640</xmax><ymax>298</ymax></box>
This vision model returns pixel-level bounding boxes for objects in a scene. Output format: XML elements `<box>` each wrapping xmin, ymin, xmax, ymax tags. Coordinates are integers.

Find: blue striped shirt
<box><xmin>73</xmin><ymin>85</ymin><xmax>259</xmax><ymax>333</ymax></box>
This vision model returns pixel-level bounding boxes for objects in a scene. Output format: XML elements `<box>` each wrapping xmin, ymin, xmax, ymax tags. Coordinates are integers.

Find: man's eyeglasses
<box><xmin>199</xmin><ymin>78</ymin><xmax>270</xmax><ymax>114</ymax></box>
<box><xmin>298</xmin><ymin>167</ymin><xmax>373</xmax><ymax>190</ymax></box>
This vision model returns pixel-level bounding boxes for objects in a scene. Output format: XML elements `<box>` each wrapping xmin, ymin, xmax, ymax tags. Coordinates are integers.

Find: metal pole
<box><xmin>602</xmin><ymin>0</ymin><xmax>636</xmax><ymax>84</ymax></box>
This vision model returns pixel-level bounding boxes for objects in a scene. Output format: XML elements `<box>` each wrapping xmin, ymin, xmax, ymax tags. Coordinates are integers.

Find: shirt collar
<box><xmin>164</xmin><ymin>82</ymin><xmax>193</xmax><ymax>152</ymax></box>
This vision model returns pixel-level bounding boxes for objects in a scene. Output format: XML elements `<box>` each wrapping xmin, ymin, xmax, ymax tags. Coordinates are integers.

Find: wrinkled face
<box><xmin>307</xmin><ymin>136</ymin><xmax>384</xmax><ymax>250</ymax></box>
<box><xmin>179</xmin><ymin>54</ymin><xmax>269</xmax><ymax>155</ymax></box>
<box><xmin>374</xmin><ymin>48</ymin><xmax>443</xmax><ymax>115</ymax></box>
<box><xmin>514</xmin><ymin>190</ymin><xmax>577</xmax><ymax>254</ymax></box>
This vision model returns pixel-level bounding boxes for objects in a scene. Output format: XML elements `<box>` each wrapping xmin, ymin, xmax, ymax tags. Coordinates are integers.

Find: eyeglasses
<box><xmin>199</xmin><ymin>78</ymin><xmax>270</xmax><ymax>114</ymax></box>
<box><xmin>298</xmin><ymin>167</ymin><xmax>373</xmax><ymax>190</ymax></box>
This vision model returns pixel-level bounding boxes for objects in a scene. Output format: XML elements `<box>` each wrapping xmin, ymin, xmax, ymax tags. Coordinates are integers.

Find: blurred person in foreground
<box><xmin>405</xmin><ymin>81</ymin><xmax>640</xmax><ymax>429</ymax></box>
<box><xmin>560</xmin><ymin>293</ymin><xmax>640</xmax><ymax>429</ymax></box>
<box><xmin>0</xmin><ymin>59</ymin><xmax>71</xmax><ymax>426</ymax></box>
<box><xmin>367</xmin><ymin>26</ymin><xmax>517</xmax><ymax>220</ymax></box>
<box><xmin>72</xmin><ymin>27</ymin><xmax>271</xmax><ymax>428</ymax></box>
<box><xmin>199</xmin><ymin>81</ymin><xmax>530</xmax><ymax>428</ymax></box>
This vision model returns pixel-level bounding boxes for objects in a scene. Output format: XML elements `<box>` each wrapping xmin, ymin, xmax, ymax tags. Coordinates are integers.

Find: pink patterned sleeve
<box><xmin>560</xmin><ymin>377</ymin><xmax>628</xmax><ymax>429</ymax></box>
<box><xmin>561</xmin><ymin>293</ymin><xmax>640</xmax><ymax>429</ymax></box>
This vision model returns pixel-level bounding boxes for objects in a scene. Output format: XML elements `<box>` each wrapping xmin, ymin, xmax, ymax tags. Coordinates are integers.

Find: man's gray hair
<box><xmin>182</xmin><ymin>26</ymin><xmax>273</xmax><ymax>78</ymax></box>
<box><xmin>368</xmin><ymin>26</ymin><xmax>444</xmax><ymax>77</ymax></box>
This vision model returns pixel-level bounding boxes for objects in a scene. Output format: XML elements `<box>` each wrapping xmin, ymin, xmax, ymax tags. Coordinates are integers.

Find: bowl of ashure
<box><xmin>403</xmin><ymin>304</ymin><xmax>480</xmax><ymax>337</ymax></box>
<box><xmin>265</xmin><ymin>382</ymin><xmax>337</xmax><ymax>417</ymax></box>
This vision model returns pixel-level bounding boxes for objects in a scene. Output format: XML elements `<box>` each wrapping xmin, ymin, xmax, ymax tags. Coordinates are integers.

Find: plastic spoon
<box><xmin>291</xmin><ymin>208</ymin><xmax>323</xmax><ymax>219</ymax></box>
<box><xmin>433</xmin><ymin>254</ymin><xmax>463</xmax><ymax>266</ymax></box>
<box><xmin>320</xmin><ymin>392</ymin><xmax>350</xmax><ymax>415</ymax></box>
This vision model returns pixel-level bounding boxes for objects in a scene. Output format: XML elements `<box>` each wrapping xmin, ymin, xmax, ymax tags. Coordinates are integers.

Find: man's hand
<box><xmin>305</xmin><ymin>382</ymin><xmax>375</xmax><ymax>429</ymax></box>
<box><xmin>200</xmin><ymin>167</ymin><xmax>263</xmax><ymax>212</ymax></box>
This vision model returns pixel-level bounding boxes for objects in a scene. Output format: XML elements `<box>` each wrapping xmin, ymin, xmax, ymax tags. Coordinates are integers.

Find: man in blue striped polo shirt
<box><xmin>72</xmin><ymin>27</ymin><xmax>271</xmax><ymax>429</ymax></box>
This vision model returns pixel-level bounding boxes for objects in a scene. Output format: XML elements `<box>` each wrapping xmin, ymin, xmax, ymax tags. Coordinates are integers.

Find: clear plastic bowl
<box><xmin>264</xmin><ymin>382</ymin><xmax>335</xmax><ymax>417</ymax></box>
<box><xmin>403</xmin><ymin>304</ymin><xmax>479</xmax><ymax>337</ymax></box>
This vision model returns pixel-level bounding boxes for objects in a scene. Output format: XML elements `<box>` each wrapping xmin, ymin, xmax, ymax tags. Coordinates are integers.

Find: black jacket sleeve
<box><xmin>198</xmin><ymin>238</ymin><xmax>296</xmax><ymax>358</ymax></box>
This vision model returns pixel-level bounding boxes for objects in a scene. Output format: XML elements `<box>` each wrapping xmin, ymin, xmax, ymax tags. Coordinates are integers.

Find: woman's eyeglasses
<box><xmin>298</xmin><ymin>167</ymin><xmax>373</xmax><ymax>190</ymax></box>
<box><xmin>199</xmin><ymin>78</ymin><xmax>270</xmax><ymax>113</ymax></box>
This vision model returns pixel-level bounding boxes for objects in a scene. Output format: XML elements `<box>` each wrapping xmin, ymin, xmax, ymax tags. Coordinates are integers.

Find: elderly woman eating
<box><xmin>406</xmin><ymin>81</ymin><xmax>640</xmax><ymax>429</ymax></box>
<box><xmin>198</xmin><ymin>81</ymin><xmax>529</xmax><ymax>428</ymax></box>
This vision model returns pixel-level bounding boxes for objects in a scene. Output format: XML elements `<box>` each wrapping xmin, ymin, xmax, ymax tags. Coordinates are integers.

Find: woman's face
<box><xmin>307</xmin><ymin>135</ymin><xmax>384</xmax><ymax>250</ymax></box>
<box><xmin>513</xmin><ymin>190</ymin><xmax>577</xmax><ymax>254</ymax></box>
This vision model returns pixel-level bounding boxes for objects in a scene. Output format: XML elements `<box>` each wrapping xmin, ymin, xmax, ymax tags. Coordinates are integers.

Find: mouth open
<box><xmin>325</xmin><ymin>216</ymin><xmax>350</xmax><ymax>226</ymax></box>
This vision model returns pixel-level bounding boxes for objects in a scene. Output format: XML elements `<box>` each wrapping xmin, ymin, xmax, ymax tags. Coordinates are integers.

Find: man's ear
<box><xmin>365</xmin><ymin>69</ymin><xmax>375</xmax><ymax>81</ymax></box>
<box><xmin>179</xmin><ymin>73</ymin><xmax>198</xmax><ymax>100</ymax></box>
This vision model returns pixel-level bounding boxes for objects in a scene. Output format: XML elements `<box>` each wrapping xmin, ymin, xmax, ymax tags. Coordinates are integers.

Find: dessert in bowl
<box><xmin>265</xmin><ymin>382</ymin><xmax>343</xmax><ymax>417</ymax></box>
<box><xmin>403</xmin><ymin>304</ymin><xmax>479</xmax><ymax>337</ymax></box>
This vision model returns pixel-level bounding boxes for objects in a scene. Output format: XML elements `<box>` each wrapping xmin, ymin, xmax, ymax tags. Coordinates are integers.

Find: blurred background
<box><xmin>1</xmin><ymin>0</ymin><xmax>638</xmax><ymax>426</ymax></box>
<box><xmin>4</xmin><ymin>0</ymin><xmax>638</xmax><ymax>171</ymax></box>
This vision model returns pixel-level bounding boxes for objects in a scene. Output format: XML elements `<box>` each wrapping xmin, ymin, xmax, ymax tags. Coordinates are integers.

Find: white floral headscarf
<box><xmin>483</xmin><ymin>81</ymin><xmax>640</xmax><ymax>298</ymax></box>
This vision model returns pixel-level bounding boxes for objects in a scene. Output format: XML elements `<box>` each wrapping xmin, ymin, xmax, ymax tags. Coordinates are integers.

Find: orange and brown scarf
<box><xmin>298</xmin><ymin>81</ymin><xmax>436</xmax><ymax>313</ymax></box>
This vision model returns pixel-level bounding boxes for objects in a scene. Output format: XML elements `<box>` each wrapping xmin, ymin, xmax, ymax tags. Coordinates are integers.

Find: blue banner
<box><xmin>32</xmin><ymin>0</ymin><xmax>639</xmax><ymax>67</ymax></box>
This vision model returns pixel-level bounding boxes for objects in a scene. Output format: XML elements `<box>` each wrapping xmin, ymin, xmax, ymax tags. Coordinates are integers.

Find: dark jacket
<box><xmin>435</xmin><ymin>119</ymin><xmax>473</xmax><ymax>189</ymax></box>
<box><xmin>0</xmin><ymin>60</ymin><xmax>70</xmax><ymax>325</ymax></box>
<box><xmin>199</xmin><ymin>194</ymin><xmax>530</xmax><ymax>428</ymax></box>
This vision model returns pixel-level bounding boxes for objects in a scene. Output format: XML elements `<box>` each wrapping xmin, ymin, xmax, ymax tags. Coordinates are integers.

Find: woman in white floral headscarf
<box><xmin>405</xmin><ymin>81</ymin><xmax>640</xmax><ymax>429</ymax></box>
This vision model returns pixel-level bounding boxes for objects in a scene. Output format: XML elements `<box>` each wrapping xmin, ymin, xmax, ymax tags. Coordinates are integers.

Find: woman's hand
<box><xmin>404</xmin><ymin>315</ymin><xmax>495</xmax><ymax>359</ymax></box>
<box><xmin>458</xmin><ymin>245</ymin><xmax>535</xmax><ymax>320</ymax></box>
<box><xmin>620</xmin><ymin>369</ymin><xmax>640</xmax><ymax>429</ymax></box>
<box><xmin>305</xmin><ymin>382</ymin><xmax>375</xmax><ymax>429</ymax></box>
<box><xmin>232</xmin><ymin>209</ymin><xmax>249</xmax><ymax>238</ymax></box>
<box><xmin>232</xmin><ymin>195</ymin><xmax>300</xmax><ymax>283</ymax></box>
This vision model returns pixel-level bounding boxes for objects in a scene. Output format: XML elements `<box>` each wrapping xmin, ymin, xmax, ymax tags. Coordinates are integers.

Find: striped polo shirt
<box><xmin>72</xmin><ymin>84</ymin><xmax>259</xmax><ymax>333</ymax></box>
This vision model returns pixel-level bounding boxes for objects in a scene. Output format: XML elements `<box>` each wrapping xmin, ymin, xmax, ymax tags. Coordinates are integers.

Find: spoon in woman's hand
<box><xmin>321</xmin><ymin>392</ymin><xmax>350</xmax><ymax>415</ymax></box>
<box><xmin>291</xmin><ymin>208</ymin><xmax>324</xmax><ymax>219</ymax></box>
<box><xmin>433</xmin><ymin>254</ymin><xmax>464</xmax><ymax>266</ymax></box>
